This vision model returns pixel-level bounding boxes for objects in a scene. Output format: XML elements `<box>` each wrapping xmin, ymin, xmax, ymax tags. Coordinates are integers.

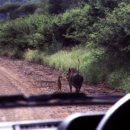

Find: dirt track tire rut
<box><xmin>0</xmin><ymin>66</ymin><xmax>30</xmax><ymax>96</ymax></box>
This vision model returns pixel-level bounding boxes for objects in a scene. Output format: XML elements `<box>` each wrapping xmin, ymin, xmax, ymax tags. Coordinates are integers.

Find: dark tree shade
<box><xmin>0</xmin><ymin>3</ymin><xmax>20</xmax><ymax>13</ymax></box>
<box><xmin>48</xmin><ymin>0</ymin><xmax>64</xmax><ymax>14</ymax></box>
<box><xmin>18</xmin><ymin>4</ymin><xmax>37</xmax><ymax>14</ymax></box>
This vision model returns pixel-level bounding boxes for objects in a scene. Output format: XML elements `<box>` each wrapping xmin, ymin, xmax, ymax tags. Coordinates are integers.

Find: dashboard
<box><xmin>0</xmin><ymin>113</ymin><xmax>104</xmax><ymax>130</ymax></box>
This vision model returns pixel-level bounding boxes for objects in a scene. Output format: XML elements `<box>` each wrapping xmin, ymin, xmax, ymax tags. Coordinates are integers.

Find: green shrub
<box><xmin>0</xmin><ymin>14</ymin><xmax>57</xmax><ymax>53</ymax></box>
<box><xmin>54</xmin><ymin>5</ymin><xmax>91</xmax><ymax>46</ymax></box>
<box><xmin>122</xmin><ymin>76</ymin><xmax>130</xmax><ymax>91</ymax></box>
<box><xmin>45</xmin><ymin>48</ymin><xmax>107</xmax><ymax>84</ymax></box>
<box><xmin>90</xmin><ymin>3</ymin><xmax>130</xmax><ymax>59</ymax></box>
<box><xmin>24</xmin><ymin>49</ymin><xmax>47</xmax><ymax>64</ymax></box>
<box><xmin>107</xmin><ymin>68</ymin><xmax>130</xmax><ymax>88</ymax></box>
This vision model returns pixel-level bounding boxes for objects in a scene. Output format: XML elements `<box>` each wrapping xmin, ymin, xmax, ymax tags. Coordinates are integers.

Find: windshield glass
<box><xmin>0</xmin><ymin>0</ymin><xmax>128</xmax><ymax>122</ymax></box>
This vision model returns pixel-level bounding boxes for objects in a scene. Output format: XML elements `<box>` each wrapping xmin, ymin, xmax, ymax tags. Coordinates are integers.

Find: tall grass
<box><xmin>24</xmin><ymin>49</ymin><xmax>47</xmax><ymax>64</ymax></box>
<box><xmin>24</xmin><ymin>47</ymin><xmax>106</xmax><ymax>84</ymax></box>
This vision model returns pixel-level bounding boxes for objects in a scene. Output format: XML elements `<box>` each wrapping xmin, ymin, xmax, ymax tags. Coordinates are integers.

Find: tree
<box><xmin>0</xmin><ymin>3</ymin><xmax>20</xmax><ymax>13</ymax></box>
<box><xmin>101</xmin><ymin>0</ymin><xmax>118</xmax><ymax>9</ymax></box>
<box><xmin>0</xmin><ymin>3</ymin><xmax>20</xmax><ymax>19</ymax></box>
<box><xmin>48</xmin><ymin>0</ymin><xmax>64</xmax><ymax>14</ymax></box>
<box><xmin>17</xmin><ymin>3</ymin><xmax>37</xmax><ymax>15</ymax></box>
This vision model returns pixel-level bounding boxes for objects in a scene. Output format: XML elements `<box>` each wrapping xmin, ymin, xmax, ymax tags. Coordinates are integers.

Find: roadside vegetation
<box><xmin>0</xmin><ymin>0</ymin><xmax>130</xmax><ymax>91</ymax></box>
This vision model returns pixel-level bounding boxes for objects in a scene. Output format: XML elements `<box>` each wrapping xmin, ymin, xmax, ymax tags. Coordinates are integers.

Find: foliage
<box><xmin>0</xmin><ymin>2</ymin><xmax>39</xmax><ymax>20</ymax></box>
<box><xmin>45</xmin><ymin>4</ymin><xmax>96</xmax><ymax>47</ymax></box>
<box><xmin>0</xmin><ymin>0</ymin><xmax>130</xmax><ymax>91</ymax></box>
<box><xmin>0</xmin><ymin>14</ymin><xmax>62</xmax><ymax>56</ymax></box>
<box><xmin>107</xmin><ymin>67</ymin><xmax>130</xmax><ymax>89</ymax></box>
<box><xmin>0</xmin><ymin>3</ymin><xmax>20</xmax><ymax>13</ymax></box>
<box><xmin>43</xmin><ymin>48</ymin><xmax>106</xmax><ymax>84</ymax></box>
<box><xmin>35</xmin><ymin>1</ymin><xmax>49</xmax><ymax>15</ymax></box>
<box><xmin>89</xmin><ymin>3</ymin><xmax>130</xmax><ymax>62</ymax></box>
<box><xmin>59</xmin><ymin>5</ymin><xmax>90</xmax><ymax>46</ymax></box>
<box><xmin>17</xmin><ymin>3</ymin><xmax>37</xmax><ymax>15</ymax></box>
<box><xmin>48</xmin><ymin>0</ymin><xmax>64</xmax><ymax>14</ymax></box>
<box><xmin>122</xmin><ymin>76</ymin><xmax>130</xmax><ymax>91</ymax></box>
<box><xmin>24</xmin><ymin>49</ymin><xmax>46</xmax><ymax>63</ymax></box>
<box><xmin>0</xmin><ymin>15</ymin><xmax>37</xmax><ymax>57</ymax></box>
<box><xmin>24</xmin><ymin>47</ymin><xmax>104</xmax><ymax>84</ymax></box>
<box><xmin>0</xmin><ymin>3</ymin><xmax>20</xmax><ymax>19</ymax></box>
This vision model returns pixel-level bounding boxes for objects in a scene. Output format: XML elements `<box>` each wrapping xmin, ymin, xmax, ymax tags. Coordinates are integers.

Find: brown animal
<box><xmin>66</xmin><ymin>68</ymin><xmax>83</xmax><ymax>93</ymax></box>
<box><xmin>57</xmin><ymin>75</ymin><xmax>62</xmax><ymax>91</ymax></box>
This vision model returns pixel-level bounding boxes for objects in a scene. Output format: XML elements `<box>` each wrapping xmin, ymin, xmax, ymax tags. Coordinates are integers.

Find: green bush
<box><xmin>90</xmin><ymin>3</ymin><xmax>130</xmax><ymax>58</ymax></box>
<box><xmin>53</xmin><ymin>5</ymin><xmax>92</xmax><ymax>46</ymax></box>
<box><xmin>107</xmin><ymin>68</ymin><xmax>130</xmax><ymax>88</ymax></box>
<box><xmin>45</xmin><ymin>48</ymin><xmax>107</xmax><ymax>84</ymax></box>
<box><xmin>108</xmin><ymin>70</ymin><xmax>124</xmax><ymax>87</ymax></box>
<box><xmin>122</xmin><ymin>77</ymin><xmax>130</xmax><ymax>91</ymax></box>
<box><xmin>0</xmin><ymin>14</ymin><xmax>58</xmax><ymax>54</ymax></box>
<box><xmin>24</xmin><ymin>49</ymin><xmax>46</xmax><ymax>63</ymax></box>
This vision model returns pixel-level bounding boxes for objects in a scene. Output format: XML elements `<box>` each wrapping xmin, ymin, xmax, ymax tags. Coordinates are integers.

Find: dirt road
<box><xmin>0</xmin><ymin>56</ymin><xmax>125</xmax><ymax>122</ymax></box>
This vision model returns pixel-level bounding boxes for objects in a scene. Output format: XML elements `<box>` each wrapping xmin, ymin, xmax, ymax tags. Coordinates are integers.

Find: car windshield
<box><xmin>0</xmin><ymin>0</ymin><xmax>129</xmax><ymax>122</ymax></box>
